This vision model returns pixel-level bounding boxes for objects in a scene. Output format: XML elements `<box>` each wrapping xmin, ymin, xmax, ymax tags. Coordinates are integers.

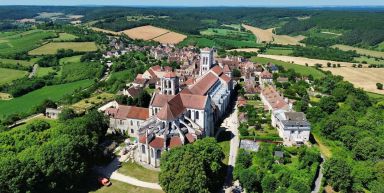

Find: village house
<box><xmin>45</xmin><ymin>108</ymin><xmax>62</xmax><ymax>119</ymax></box>
<box><xmin>271</xmin><ymin>110</ymin><xmax>311</xmax><ymax>145</ymax></box>
<box><xmin>259</xmin><ymin>70</ymin><xmax>274</xmax><ymax>87</ymax></box>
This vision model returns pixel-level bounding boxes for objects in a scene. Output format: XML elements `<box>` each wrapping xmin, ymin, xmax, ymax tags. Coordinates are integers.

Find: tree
<box><xmin>159</xmin><ymin>138</ymin><xmax>224</xmax><ymax>193</ymax></box>
<box><xmin>58</xmin><ymin>108</ymin><xmax>77</xmax><ymax>121</ymax></box>
<box><xmin>323</xmin><ymin>157</ymin><xmax>352</xmax><ymax>192</ymax></box>
<box><xmin>318</xmin><ymin>96</ymin><xmax>338</xmax><ymax>114</ymax></box>
<box><xmin>261</xmin><ymin>174</ymin><xmax>278</xmax><ymax>193</ymax></box>
<box><xmin>231</xmin><ymin>68</ymin><xmax>241</xmax><ymax>78</ymax></box>
<box><xmin>376</xmin><ymin>83</ymin><xmax>383</xmax><ymax>90</ymax></box>
<box><xmin>239</xmin><ymin>169</ymin><xmax>261</xmax><ymax>193</ymax></box>
<box><xmin>353</xmin><ymin>137</ymin><xmax>383</xmax><ymax>161</ymax></box>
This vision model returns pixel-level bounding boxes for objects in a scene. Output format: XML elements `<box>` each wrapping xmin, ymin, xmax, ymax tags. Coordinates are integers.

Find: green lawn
<box><xmin>60</xmin><ymin>55</ymin><xmax>82</xmax><ymax>64</ymax></box>
<box><xmin>29</xmin><ymin>42</ymin><xmax>98</xmax><ymax>55</ymax></box>
<box><xmin>375</xmin><ymin>41</ymin><xmax>384</xmax><ymax>51</ymax></box>
<box><xmin>118</xmin><ymin>162</ymin><xmax>159</xmax><ymax>183</ymax></box>
<box><xmin>251</xmin><ymin>57</ymin><xmax>325</xmax><ymax>79</ymax></box>
<box><xmin>61</xmin><ymin>60</ymin><xmax>103</xmax><ymax>82</ymax></box>
<box><xmin>219</xmin><ymin>140</ymin><xmax>230</xmax><ymax>165</ymax></box>
<box><xmin>52</xmin><ymin>33</ymin><xmax>78</xmax><ymax>41</ymax></box>
<box><xmin>0</xmin><ymin>79</ymin><xmax>93</xmax><ymax>119</ymax></box>
<box><xmin>90</xmin><ymin>180</ymin><xmax>164</xmax><ymax>193</ymax></box>
<box><xmin>0</xmin><ymin>30</ymin><xmax>56</xmax><ymax>56</ymax></box>
<box><xmin>0</xmin><ymin>58</ymin><xmax>34</xmax><ymax>67</ymax></box>
<box><xmin>36</xmin><ymin>67</ymin><xmax>55</xmax><ymax>77</ymax></box>
<box><xmin>0</xmin><ymin>68</ymin><xmax>28</xmax><ymax>85</ymax></box>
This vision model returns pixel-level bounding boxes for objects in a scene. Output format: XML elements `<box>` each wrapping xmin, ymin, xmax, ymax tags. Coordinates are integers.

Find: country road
<box><xmin>311</xmin><ymin>155</ymin><xmax>325</xmax><ymax>193</ymax></box>
<box><xmin>28</xmin><ymin>64</ymin><xmax>38</xmax><ymax>78</ymax></box>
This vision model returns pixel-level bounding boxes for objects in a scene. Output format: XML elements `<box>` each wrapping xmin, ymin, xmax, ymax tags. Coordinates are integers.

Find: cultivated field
<box><xmin>0</xmin><ymin>92</ymin><xmax>12</xmax><ymax>100</ymax></box>
<box><xmin>0</xmin><ymin>79</ymin><xmax>93</xmax><ymax>119</ymax></box>
<box><xmin>90</xmin><ymin>27</ymin><xmax>122</xmax><ymax>36</ymax></box>
<box><xmin>0</xmin><ymin>30</ymin><xmax>56</xmax><ymax>56</ymax></box>
<box><xmin>242</xmin><ymin>24</ymin><xmax>273</xmax><ymax>43</ymax></box>
<box><xmin>52</xmin><ymin>33</ymin><xmax>78</xmax><ymax>41</ymax></box>
<box><xmin>153</xmin><ymin>32</ymin><xmax>187</xmax><ymax>44</ymax></box>
<box><xmin>0</xmin><ymin>68</ymin><xmax>28</xmax><ymax>85</ymax></box>
<box><xmin>258</xmin><ymin>54</ymin><xmax>358</xmax><ymax>67</ymax></box>
<box><xmin>70</xmin><ymin>92</ymin><xmax>114</xmax><ymax>113</ymax></box>
<box><xmin>122</xmin><ymin>25</ymin><xmax>169</xmax><ymax>41</ymax></box>
<box><xmin>325</xmin><ymin>67</ymin><xmax>384</xmax><ymax>94</ymax></box>
<box><xmin>332</xmin><ymin>44</ymin><xmax>384</xmax><ymax>58</ymax></box>
<box><xmin>122</xmin><ymin>25</ymin><xmax>187</xmax><ymax>44</ymax></box>
<box><xmin>0</xmin><ymin>58</ymin><xmax>34</xmax><ymax>67</ymax></box>
<box><xmin>29</xmin><ymin>42</ymin><xmax>98</xmax><ymax>55</ymax></box>
<box><xmin>227</xmin><ymin>48</ymin><xmax>260</xmax><ymax>52</ymax></box>
<box><xmin>242</xmin><ymin>24</ymin><xmax>305</xmax><ymax>45</ymax></box>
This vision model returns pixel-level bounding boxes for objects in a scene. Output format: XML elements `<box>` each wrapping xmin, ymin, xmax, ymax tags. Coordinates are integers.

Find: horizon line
<box><xmin>1</xmin><ymin>5</ymin><xmax>384</xmax><ymax>8</ymax></box>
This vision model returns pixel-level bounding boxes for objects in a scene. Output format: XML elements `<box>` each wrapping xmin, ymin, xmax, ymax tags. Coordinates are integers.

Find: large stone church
<box><xmin>136</xmin><ymin>48</ymin><xmax>233</xmax><ymax>168</ymax></box>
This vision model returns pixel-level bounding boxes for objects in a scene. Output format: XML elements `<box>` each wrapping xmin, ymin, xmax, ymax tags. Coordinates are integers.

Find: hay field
<box><xmin>332</xmin><ymin>44</ymin><xmax>384</xmax><ymax>58</ymax></box>
<box><xmin>0</xmin><ymin>68</ymin><xmax>28</xmax><ymax>85</ymax></box>
<box><xmin>258</xmin><ymin>54</ymin><xmax>357</xmax><ymax>67</ymax></box>
<box><xmin>242</xmin><ymin>24</ymin><xmax>273</xmax><ymax>43</ymax></box>
<box><xmin>153</xmin><ymin>32</ymin><xmax>187</xmax><ymax>44</ymax></box>
<box><xmin>29</xmin><ymin>42</ymin><xmax>97</xmax><ymax>55</ymax></box>
<box><xmin>325</xmin><ymin>67</ymin><xmax>384</xmax><ymax>94</ymax></box>
<box><xmin>227</xmin><ymin>48</ymin><xmax>260</xmax><ymax>52</ymax></box>
<box><xmin>273</xmin><ymin>35</ymin><xmax>305</xmax><ymax>46</ymax></box>
<box><xmin>242</xmin><ymin>24</ymin><xmax>305</xmax><ymax>45</ymax></box>
<box><xmin>122</xmin><ymin>25</ymin><xmax>169</xmax><ymax>41</ymax></box>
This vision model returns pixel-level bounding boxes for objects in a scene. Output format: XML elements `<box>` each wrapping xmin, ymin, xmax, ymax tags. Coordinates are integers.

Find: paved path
<box><xmin>223</xmin><ymin>105</ymin><xmax>240</xmax><ymax>187</ymax></box>
<box><xmin>28</xmin><ymin>64</ymin><xmax>38</xmax><ymax>78</ymax></box>
<box><xmin>311</xmin><ymin>154</ymin><xmax>325</xmax><ymax>193</ymax></box>
<box><xmin>8</xmin><ymin>113</ymin><xmax>44</xmax><ymax>128</ymax></box>
<box><xmin>95</xmin><ymin>158</ymin><xmax>162</xmax><ymax>190</ymax></box>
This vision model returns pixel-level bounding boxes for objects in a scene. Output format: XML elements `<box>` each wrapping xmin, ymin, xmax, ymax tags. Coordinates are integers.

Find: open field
<box><xmin>332</xmin><ymin>44</ymin><xmax>384</xmax><ymax>58</ymax></box>
<box><xmin>242</xmin><ymin>24</ymin><xmax>273</xmax><ymax>43</ymax></box>
<box><xmin>90</xmin><ymin>180</ymin><xmax>164</xmax><ymax>193</ymax></box>
<box><xmin>71</xmin><ymin>92</ymin><xmax>114</xmax><ymax>113</ymax></box>
<box><xmin>324</xmin><ymin>67</ymin><xmax>384</xmax><ymax>94</ymax></box>
<box><xmin>265</xmin><ymin>47</ymin><xmax>294</xmax><ymax>55</ymax></box>
<box><xmin>0</xmin><ymin>58</ymin><xmax>34</xmax><ymax>67</ymax></box>
<box><xmin>29</xmin><ymin>42</ymin><xmax>98</xmax><ymax>55</ymax></box>
<box><xmin>90</xmin><ymin>27</ymin><xmax>122</xmax><ymax>36</ymax></box>
<box><xmin>0</xmin><ymin>68</ymin><xmax>28</xmax><ymax>85</ymax></box>
<box><xmin>0</xmin><ymin>79</ymin><xmax>93</xmax><ymax>119</ymax></box>
<box><xmin>60</xmin><ymin>55</ymin><xmax>103</xmax><ymax>82</ymax></box>
<box><xmin>122</xmin><ymin>25</ymin><xmax>169</xmax><ymax>41</ymax></box>
<box><xmin>251</xmin><ymin>57</ymin><xmax>325</xmax><ymax>79</ymax></box>
<box><xmin>36</xmin><ymin>67</ymin><xmax>55</xmax><ymax>77</ymax></box>
<box><xmin>273</xmin><ymin>35</ymin><xmax>305</xmax><ymax>46</ymax></box>
<box><xmin>118</xmin><ymin>162</ymin><xmax>159</xmax><ymax>183</ymax></box>
<box><xmin>242</xmin><ymin>24</ymin><xmax>305</xmax><ymax>45</ymax></box>
<box><xmin>258</xmin><ymin>54</ymin><xmax>358</xmax><ymax>67</ymax></box>
<box><xmin>152</xmin><ymin>32</ymin><xmax>187</xmax><ymax>44</ymax></box>
<box><xmin>227</xmin><ymin>48</ymin><xmax>260</xmax><ymax>52</ymax></box>
<box><xmin>0</xmin><ymin>30</ymin><xmax>56</xmax><ymax>56</ymax></box>
<box><xmin>52</xmin><ymin>33</ymin><xmax>78</xmax><ymax>41</ymax></box>
<box><xmin>354</xmin><ymin>56</ymin><xmax>384</xmax><ymax>65</ymax></box>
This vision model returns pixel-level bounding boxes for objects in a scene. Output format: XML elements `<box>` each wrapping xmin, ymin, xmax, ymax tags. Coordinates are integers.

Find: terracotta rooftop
<box><xmin>220</xmin><ymin>73</ymin><xmax>231</xmax><ymax>84</ymax></box>
<box><xmin>139</xmin><ymin>135</ymin><xmax>146</xmax><ymax>144</ymax></box>
<box><xmin>211</xmin><ymin>65</ymin><xmax>223</xmax><ymax>76</ymax></box>
<box><xmin>126</xmin><ymin>87</ymin><xmax>142</xmax><ymax>98</ymax></box>
<box><xmin>185</xmin><ymin>133</ymin><xmax>196</xmax><ymax>143</ymax></box>
<box><xmin>189</xmin><ymin>72</ymin><xmax>218</xmax><ymax>95</ymax></box>
<box><xmin>105</xmin><ymin>105</ymin><xmax>149</xmax><ymax>120</ymax></box>
<box><xmin>149</xmin><ymin>137</ymin><xmax>164</xmax><ymax>149</ymax></box>
<box><xmin>126</xmin><ymin>106</ymin><xmax>149</xmax><ymax>120</ymax></box>
<box><xmin>223</xmin><ymin>65</ymin><xmax>231</xmax><ymax>73</ymax></box>
<box><xmin>164</xmin><ymin>72</ymin><xmax>177</xmax><ymax>78</ymax></box>
<box><xmin>260</xmin><ymin>70</ymin><xmax>273</xmax><ymax>79</ymax></box>
<box><xmin>150</xmin><ymin>93</ymin><xmax>175</xmax><ymax>107</ymax></box>
<box><xmin>168</xmin><ymin>136</ymin><xmax>182</xmax><ymax>148</ymax></box>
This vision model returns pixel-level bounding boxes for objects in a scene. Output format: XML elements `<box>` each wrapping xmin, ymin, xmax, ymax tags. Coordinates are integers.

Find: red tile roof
<box><xmin>151</xmin><ymin>93</ymin><xmax>175</xmax><ymax>107</ymax></box>
<box><xmin>223</xmin><ymin>65</ymin><xmax>231</xmax><ymax>73</ymax></box>
<box><xmin>185</xmin><ymin>133</ymin><xmax>196</xmax><ymax>143</ymax></box>
<box><xmin>260</xmin><ymin>70</ymin><xmax>273</xmax><ymax>79</ymax></box>
<box><xmin>157</xmin><ymin>100</ymin><xmax>185</xmax><ymax>121</ymax></box>
<box><xmin>179</xmin><ymin>93</ymin><xmax>207</xmax><ymax>110</ymax></box>
<box><xmin>189</xmin><ymin>72</ymin><xmax>218</xmax><ymax>95</ymax></box>
<box><xmin>149</xmin><ymin>137</ymin><xmax>164</xmax><ymax>149</ymax></box>
<box><xmin>164</xmin><ymin>72</ymin><xmax>177</xmax><ymax>78</ymax></box>
<box><xmin>168</xmin><ymin>136</ymin><xmax>182</xmax><ymax>148</ymax></box>
<box><xmin>126</xmin><ymin>106</ymin><xmax>149</xmax><ymax>120</ymax></box>
<box><xmin>151</xmin><ymin>65</ymin><xmax>161</xmax><ymax>71</ymax></box>
<box><xmin>139</xmin><ymin>135</ymin><xmax>146</xmax><ymax>144</ymax></box>
<box><xmin>211</xmin><ymin>65</ymin><xmax>223</xmax><ymax>76</ymax></box>
<box><xmin>220</xmin><ymin>73</ymin><xmax>231</xmax><ymax>84</ymax></box>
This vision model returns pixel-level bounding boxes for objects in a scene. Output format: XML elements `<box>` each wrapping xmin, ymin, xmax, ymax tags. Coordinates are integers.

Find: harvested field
<box><xmin>122</xmin><ymin>25</ymin><xmax>169</xmax><ymax>41</ymax></box>
<box><xmin>332</xmin><ymin>44</ymin><xmax>384</xmax><ymax>58</ymax></box>
<box><xmin>29</xmin><ymin>42</ymin><xmax>98</xmax><ymax>55</ymax></box>
<box><xmin>325</xmin><ymin>67</ymin><xmax>384</xmax><ymax>94</ymax></box>
<box><xmin>243</xmin><ymin>24</ymin><xmax>305</xmax><ymax>45</ymax></box>
<box><xmin>273</xmin><ymin>35</ymin><xmax>305</xmax><ymax>46</ymax></box>
<box><xmin>90</xmin><ymin>27</ymin><xmax>121</xmax><ymax>36</ymax></box>
<box><xmin>152</xmin><ymin>32</ymin><xmax>187</xmax><ymax>44</ymax></box>
<box><xmin>227</xmin><ymin>48</ymin><xmax>260</xmax><ymax>53</ymax></box>
<box><xmin>0</xmin><ymin>92</ymin><xmax>12</xmax><ymax>100</ymax></box>
<box><xmin>258</xmin><ymin>54</ymin><xmax>358</xmax><ymax>67</ymax></box>
<box><xmin>242</xmin><ymin>24</ymin><xmax>273</xmax><ymax>43</ymax></box>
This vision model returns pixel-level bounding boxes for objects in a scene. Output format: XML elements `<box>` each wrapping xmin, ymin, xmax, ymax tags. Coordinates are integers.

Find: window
<box><xmin>141</xmin><ymin>145</ymin><xmax>145</xmax><ymax>154</ymax></box>
<box><xmin>137</xmin><ymin>121</ymin><xmax>139</xmax><ymax>126</ymax></box>
<box><xmin>131</xmin><ymin>129</ymin><xmax>134</xmax><ymax>134</ymax></box>
<box><xmin>130</xmin><ymin>120</ymin><xmax>133</xmax><ymax>126</ymax></box>
<box><xmin>195</xmin><ymin>111</ymin><xmax>199</xmax><ymax>120</ymax></box>
<box><xmin>119</xmin><ymin>120</ymin><xmax>123</xmax><ymax>125</ymax></box>
<box><xmin>151</xmin><ymin>149</ymin><xmax>154</xmax><ymax>158</ymax></box>
<box><xmin>156</xmin><ymin>149</ymin><xmax>161</xmax><ymax>159</ymax></box>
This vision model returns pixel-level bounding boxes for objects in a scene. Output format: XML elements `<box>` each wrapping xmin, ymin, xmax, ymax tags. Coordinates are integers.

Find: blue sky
<box><xmin>0</xmin><ymin>0</ymin><xmax>383</xmax><ymax>6</ymax></box>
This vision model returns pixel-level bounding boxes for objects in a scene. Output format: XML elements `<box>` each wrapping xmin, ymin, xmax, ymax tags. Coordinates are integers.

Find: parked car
<box><xmin>98</xmin><ymin>177</ymin><xmax>112</xmax><ymax>186</ymax></box>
